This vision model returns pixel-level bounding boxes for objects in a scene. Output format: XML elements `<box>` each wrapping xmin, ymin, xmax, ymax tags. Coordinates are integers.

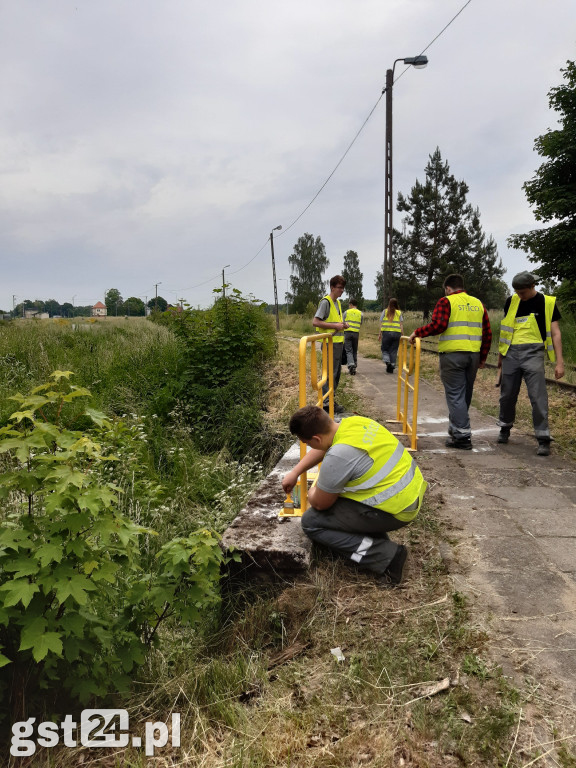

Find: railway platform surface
<box><xmin>351</xmin><ymin>353</ymin><xmax>576</xmax><ymax>704</ymax></box>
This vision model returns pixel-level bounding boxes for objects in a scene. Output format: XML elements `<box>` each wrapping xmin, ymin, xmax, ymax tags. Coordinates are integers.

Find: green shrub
<box><xmin>0</xmin><ymin>372</ymin><xmax>228</xmax><ymax>719</ymax></box>
<box><xmin>158</xmin><ymin>290</ymin><xmax>277</xmax><ymax>458</ymax></box>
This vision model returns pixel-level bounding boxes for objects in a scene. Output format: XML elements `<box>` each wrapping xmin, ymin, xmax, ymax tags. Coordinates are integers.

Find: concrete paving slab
<box><xmin>469</xmin><ymin>486</ymin><xmax>569</xmax><ymax>510</ymax></box>
<box><xmin>539</xmin><ymin>538</ymin><xmax>576</xmax><ymax>573</ymax></box>
<box><xmin>349</xmin><ymin>349</ymin><xmax>576</xmax><ymax>703</ymax></box>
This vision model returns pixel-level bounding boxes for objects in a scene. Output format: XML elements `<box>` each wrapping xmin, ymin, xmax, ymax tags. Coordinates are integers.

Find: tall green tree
<box><xmin>508</xmin><ymin>60</ymin><xmax>576</xmax><ymax>290</ymax></box>
<box><xmin>105</xmin><ymin>288</ymin><xmax>123</xmax><ymax>316</ymax></box>
<box><xmin>395</xmin><ymin>148</ymin><xmax>505</xmax><ymax>314</ymax></box>
<box><xmin>123</xmin><ymin>297</ymin><xmax>146</xmax><ymax>316</ymax></box>
<box><xmin>375</xmin><ymin>238</ymin><xmax>424</xmax><ymax>310</ymax></box>
<box><xmin>342</xmin><ymin>250</ymin><xmax>364</xmax><ymax>308</ymax></box>
<box><xmin>44</xmin><ymin>299</ymin><xmax>61</xmax><ymax>317</ymax></box>
<box><xmin>147</xmin><ymin>296</ymin><xmax>168</xmax><ymax>313</ymax></box>
<box><xmin>288</xmin><ymin>233</ymin><xmax>329</xmax><ymax>314</ymax></box>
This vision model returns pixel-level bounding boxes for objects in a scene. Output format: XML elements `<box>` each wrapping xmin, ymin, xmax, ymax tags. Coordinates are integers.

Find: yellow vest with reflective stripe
<box><xmin>438</xmin><ymin>293</ymin><xmax>484</xmax><ymax>353</ymax></box>
<box><xmin>320</xmin><ymin>295</ymin><xmax>345</xmax><ymax>343</ymax></box>
<box><xmin>344</xmin><ymin>307</ymin><xmax>362</xmax><ymax>333</ymax></box>
<box><xmin>380</xmin><ymin>309</ymin><xmax>402</xmax><ymax>333</ymax></box>
<box><xmin>332</xmin><ymin>416</ymin><xmax>427</xmax><ymax>522</ymax></box>
<box><xmin>499</xmin><ymin>293</ymin><xmax>556</xmax><ymax>361</ymax></box>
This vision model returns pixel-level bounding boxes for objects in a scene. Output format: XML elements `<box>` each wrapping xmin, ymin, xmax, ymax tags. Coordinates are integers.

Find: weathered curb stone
<box><xmin>221</xmin><ymin>443</ymin><xmax>312</xmax><ymax>576</ymax></box>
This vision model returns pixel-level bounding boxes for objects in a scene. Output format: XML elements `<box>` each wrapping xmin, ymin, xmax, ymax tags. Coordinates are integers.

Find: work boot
<box><xmin>348</xmin><ymin>365</ymin><xmax>356</xmax><ymax>376</ymax></box>
<box><xmin>445</xmin><ymin>437</ymin><xmax>472</xmax><ymax>450</ymax></box>
<box><xmin>377</xmin><ymin>545</ymin><xmax>408</xmax><ymax>588</ymax></box>
<box><xmin>386</xmin><ymin>363</ymin><xmax>394</xmax><ymax>374</ymax></box>
<box><xmin>497</xmin><ymin>427</ymin><xmax>510</xmax><ymax>444</ymax></box>
<box><xmin>325</xmin><ymin>402</ymin><xmax>346</xmax><ymax>415</ymax></box>
<box><xmin>536</xmin><ymin>440</ymin><xmax>551</xmax><ymax>456</ymax></box>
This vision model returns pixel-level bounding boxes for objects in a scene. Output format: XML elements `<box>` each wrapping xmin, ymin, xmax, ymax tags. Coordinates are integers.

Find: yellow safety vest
<box><xmin>344</xmin><ymin>307</ymin><xmax>362</xmax><ymax>333</ymax></box>
<box><xmin>332</xmin><ymin>416</ymin><xmax>427</xmax><ymax>522</ymax></box>
<box><xmin>380</xmin><ymin>309</ymin><xmax>402</xmax><ymax>333</ymax></box>
<box><xmin>438</xmin><ymin>293</ymin><xmax>484</xmax><ymax>353</ymax></box>
<box><xmin>499</xmin><ymin>293</ymin><xmax>556</xmax><ymax>361</ymax></box>
<box><xmin>320</xmin><ymin>295</ymin><xmax>345</xmax><ymax>343</ymax></box>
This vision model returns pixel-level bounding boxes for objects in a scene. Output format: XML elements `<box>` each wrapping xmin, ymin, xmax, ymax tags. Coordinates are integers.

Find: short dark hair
<box><xmin>289</xmin><ymin>405</ymin><xmax>332</xmax><ymax>440</ymax></box>
<box><xmin>443</xmin><ymin>273</ymin><xmax>465</xmax><ymax>290</ymax></box>
<box><xmin>349</xmin><ymin>298</ymin><xmax>358</xmax><ymax>307</ymax></box>
<box><xmin>330</xmin><ymin>275</ymin><xmax>346</xmax><ymax>289</ymax></box>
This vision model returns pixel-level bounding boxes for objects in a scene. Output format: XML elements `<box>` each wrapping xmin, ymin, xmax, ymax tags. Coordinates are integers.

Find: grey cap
<box><xmin>512</xmin><ymin>271</ymin><xmax>538</xmax><ymax>289</ymax></box>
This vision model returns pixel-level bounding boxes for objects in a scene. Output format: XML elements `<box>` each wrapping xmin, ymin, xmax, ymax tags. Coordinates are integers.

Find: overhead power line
<box><xmin>179</xmin><ymin>0</ymin><xmax>475</xmax><ymax>293</ymax></box>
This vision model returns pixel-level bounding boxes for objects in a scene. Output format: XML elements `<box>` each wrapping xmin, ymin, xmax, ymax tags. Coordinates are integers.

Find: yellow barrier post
<box><xmin>279</xmin><ymin>333</ymin><xmax>334</xmax><ymax>518</ymax></box>
<box><xmin>387</xmin><ymin>336</ymin><xmax>421</xmax><ymax>451</ymax></box>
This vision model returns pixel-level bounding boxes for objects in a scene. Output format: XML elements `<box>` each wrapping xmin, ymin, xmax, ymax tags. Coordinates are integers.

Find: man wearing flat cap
<box><xmin>497</xmin><ymin>271</ymin><xmax>564</xmax><ymax>455</ymax></box>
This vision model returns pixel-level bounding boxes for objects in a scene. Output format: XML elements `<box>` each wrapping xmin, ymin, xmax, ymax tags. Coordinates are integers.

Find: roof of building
<box><xmin>93</xmin><ymin>301</ymin><xmax>106</xmax><ymax>308</ymax></box>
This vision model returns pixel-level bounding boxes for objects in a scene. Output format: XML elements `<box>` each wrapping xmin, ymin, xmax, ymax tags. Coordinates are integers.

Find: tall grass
<box><xmin>0</xmin><ymin>317</ymin><xmax>183</xmax><ymax>422</ymax></box>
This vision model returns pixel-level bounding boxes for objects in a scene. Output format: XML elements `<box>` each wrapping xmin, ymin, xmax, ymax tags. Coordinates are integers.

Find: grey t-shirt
<box><xmin>315</xmin><ymin>298</ymin><xmax>331</xmax><ymax>321</ymax></box>
<box><xmin>317</xmin><ymin>444</ymin><xmax>374</xmax><ymax>494</ymax></box>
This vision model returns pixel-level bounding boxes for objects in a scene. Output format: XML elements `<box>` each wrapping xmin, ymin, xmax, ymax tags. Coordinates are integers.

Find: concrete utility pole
<box><xmin>222</xmin><ymin>265</ymin><xmax>230</xmax><ymax>298</ymax></box>
<box><xmin>382</xmin><ymin>55</ymin><xmax>428</xmax><ymax>304</ymax></box>
<box><xmin>154</xmin><ymin>282</ymin><xmax>162</xmax><ymax>313</ymax></box>
<box><xmin>270</xmin><ymin>225</ymin><xmax>282</xmax><ymax>331</ymax></box>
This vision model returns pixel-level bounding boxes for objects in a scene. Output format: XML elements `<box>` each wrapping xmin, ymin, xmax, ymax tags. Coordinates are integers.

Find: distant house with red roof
<box><xmin>92</xmin><ymin>301</ymin><xmax>107</xmax><ymax>317</ymax></box>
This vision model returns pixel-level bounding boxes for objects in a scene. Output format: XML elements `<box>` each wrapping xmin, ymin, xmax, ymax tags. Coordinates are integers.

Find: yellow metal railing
<box><xmin>279</xmin><ymin>333</ymin><xmax>334</xmax><ymax>518</ymax></box>
<box><xmin>387</xmin><ymin>336</ymin><xmax>421</xmax><ymax>451</ymax></box>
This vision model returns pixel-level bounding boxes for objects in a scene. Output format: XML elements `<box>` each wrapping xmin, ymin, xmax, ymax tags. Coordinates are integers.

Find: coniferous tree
<box><xmin>395</xmin><ymin>148</ymin><xmax>505</xmax><ymax>314</ymax></box>
<box><xmin>508</xmin><ymin>60</ymin><xmax>576</xmax><ymax>296</ymax></box>
<box><xmin>342</xmin><ymin>250</ymin><xmax>364</xmax><ymax>308</ymax></box>
<box><xmin>288</xmin><ymin>233</ymin><xmax>329</xmax><ymax>314</ymax></box>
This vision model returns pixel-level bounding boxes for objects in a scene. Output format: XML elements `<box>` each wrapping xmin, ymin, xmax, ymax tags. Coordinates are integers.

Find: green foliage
<box><xmin>392</xmin><ymin>148</ymin><xmax>506</xmax><ymax>312</ymax></box>
<box><xmin>123</xmin><ymin>296</ymin><xmax>146</xmax><ymax>316</ymax></box>
<box><xmin>508</xmin><ymin>60</ymin><xmax>576</xmax><ymax>283</ymax></box>
<box><xmin>147</xmin><ymin>295</ymin><xmax>168</xmax><ymax>313</ymax></box>
<box><xmin>0</xmin><ymin>319</ymin><xmax>183</xmax><ymax>425</ymax></box>
<box><xmin>342</xmin><ymin>250</ymin><xmax>364</xmax><ymax>307</ymax></box>
<box><xmin>159</xmin><ymin>289</ymin><xmax>277</xmax><ymax>458</ymax></box>
<box><xmin>105</xmin><ymin>288</ymin><xmax>123</xmax><ymax>316</ymax></box>
<box><xmin>0</xmin><ymin>372</ymin><xmax>228</xmax><ymax>715</ymax></box>
<box><xmin>288</xmin><ymin>233</ymin><xmax>330</xmax><ymax>314</ymax></box>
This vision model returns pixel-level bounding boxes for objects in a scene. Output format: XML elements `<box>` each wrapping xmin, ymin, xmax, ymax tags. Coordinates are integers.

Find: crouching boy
<box><xmin>282</xmin><ymin>406</ymin><xmax>427</xmax><ymax>587</ymax></box>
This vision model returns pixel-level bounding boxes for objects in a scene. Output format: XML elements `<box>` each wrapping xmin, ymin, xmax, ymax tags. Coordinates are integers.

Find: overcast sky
<box><xmin>1</xmin><ymin>0</ymin><xmax>575</xmax><ymax>312</ymax></box>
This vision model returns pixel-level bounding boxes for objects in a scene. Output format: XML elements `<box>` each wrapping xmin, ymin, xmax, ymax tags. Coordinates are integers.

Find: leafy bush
<box><xmin>157</xmin><ymin>290</ymin><xmax>277</xmax><ymax>458</ymax></box>
<box><xmin>0</xmin><ymin>372</ymin><xmax>228</xmax><ymax>719</ymax></box>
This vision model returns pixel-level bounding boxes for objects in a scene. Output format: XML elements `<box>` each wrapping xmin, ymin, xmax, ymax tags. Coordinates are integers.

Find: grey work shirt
<box><xmin>315</xmin><ymin>298</ymin><xmax>331</xmax><ymax>321</ymax></box>
<box><xmin>317</xmin><ymin>444</ymin><xmax>374</xmax><ymax>494</ymax></box>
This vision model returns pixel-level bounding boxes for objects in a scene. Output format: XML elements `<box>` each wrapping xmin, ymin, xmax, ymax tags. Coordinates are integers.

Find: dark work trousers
<box><xmin>380</xmin><ymin>332</ymin><xmax>402</xmax><ymax>367</ymax></box>
<box><xmin>301</xmin><ymin>497</ymin><xmax>409</xmax><ymax>575</ymax></box>
<box><xmin>322</xmin><ymin>341</ymin><xmax>343</xmax><ymax>400</ymax></box>
<box><xmin>438</xmin><ymin>351</ymin><xmax>480</xmax><ymax>441</ymax></box>
<box><xmin>498</xmin><ymin>344</ymin><xmax>550</xmax><ymax>440</ymax></box>
<box><xmin>344</xmin><ymin>332</ymin><xmax>359</xmax><ymax>368</ymax></box>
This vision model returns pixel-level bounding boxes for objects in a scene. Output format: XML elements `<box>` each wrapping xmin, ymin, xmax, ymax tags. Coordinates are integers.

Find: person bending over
<box><xmin>282</xmin><ymin>405</ymin><xmax>427</xmax><ymax>587</ymax></box>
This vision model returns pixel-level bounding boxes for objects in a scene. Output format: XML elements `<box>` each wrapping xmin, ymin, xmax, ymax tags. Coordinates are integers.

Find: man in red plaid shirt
<box><xmin>408</xmin><ymin>274</ymin><xmax>492</xmax><ymax>450</ymax></box>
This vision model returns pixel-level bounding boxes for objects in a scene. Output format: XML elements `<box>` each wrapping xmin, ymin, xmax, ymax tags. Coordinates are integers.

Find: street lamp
<box><xmin>270</xmin><ymin>225</ymin><xmax>282</xmax><ymax>331</ymax></box>
<box><xmin>382</xmin><ymin>55</ymin><xmax>428</xmax><ymax>305</ymax></box>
